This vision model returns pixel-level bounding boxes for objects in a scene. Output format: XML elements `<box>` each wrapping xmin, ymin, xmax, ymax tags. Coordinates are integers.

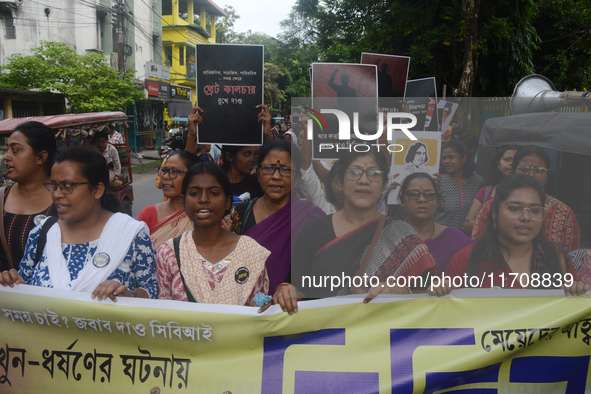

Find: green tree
<box><xmin>531</xmin><ymin>0</ymin><xmax>591</xmax><ymax>91</ymax></box>
<box><xmin>294</xmin><ymin>0</ymin><xmax>547</xmax><ymax>96</ymax></box>
<box><xmin>0</xmin><ymin>41</ymin><xmax>144</xmax><ymax>113</ymax></box>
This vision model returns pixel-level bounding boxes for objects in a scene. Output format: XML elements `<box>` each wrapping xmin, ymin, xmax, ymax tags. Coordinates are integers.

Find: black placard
<box><xmin>196</xmin><ymin>44</ymin><xmax>264</xmax><ymax>145</ymax></box>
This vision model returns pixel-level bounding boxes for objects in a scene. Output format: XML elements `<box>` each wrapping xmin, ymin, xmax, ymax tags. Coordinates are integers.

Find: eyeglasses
<box><xmin>501</xmin><ymin>204</ymin><xmax>545</xmax><ymax>221</ymax></box>
<box><xmin>158</xmin><ymin>167</ymin><xmax>187</xmax><ymax>179</ymax></box>
<box><xmin>43</xmin><ymin>182</ymin><xmax>90</xmax><ymax>194</ymax></box>
<box><xmin>258</xmin><ymin>164</ymin><xmax>295</xmax><ymax>177</ymax></box>
<box><xmin>345</xmin><ymin>168</ymin><xmax>384</xmax><ymax>182</ymax></box>
<box><xmin>515</xmin><ymin>166</ymin><xmax>548</xmax><ymax>175</ymax></box>
<box><xmin>405</xmin><ymin>190</ymin><xmax>437</xmax><ymax>201</ymax></box>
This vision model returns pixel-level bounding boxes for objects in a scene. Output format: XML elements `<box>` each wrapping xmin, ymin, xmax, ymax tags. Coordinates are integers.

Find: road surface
<box><xmin>130</xmin><ymin>167</ymin><xmax>163</xmax><ymax>218</ymax></box>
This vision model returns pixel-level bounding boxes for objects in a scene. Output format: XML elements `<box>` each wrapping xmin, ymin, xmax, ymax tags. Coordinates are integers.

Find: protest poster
<box><xmin>310</xmin><ymin>63</ymin><xmax>378</xmax><ymax>160</ymax></box>
<box><xmin>2</xmin><ymin>285</ymin><xmax>591</xmax><ymax>393</ymax></box>
<box><xmin>388</xmin><ymin>131</ymin><xmax>442</xmax><ymax>205</ymax></box>
<box><xmin>361</xmin><ymin>53</ymin><xmax>410</xmax><ymax>112</ymax></box>
<box><xmin>405</xmin><ymin>77</ymin><xmax>439</xmax><ymax>132</ymax></box>
<box><xmin>196</xmin><ymin>44</ymin><xmax>264</xmax><ymax>145</ymax></box>
<box><xmin>438</xmin><ymin>99</ymin><xmax>460</xmax><ymax>135</ymax></box>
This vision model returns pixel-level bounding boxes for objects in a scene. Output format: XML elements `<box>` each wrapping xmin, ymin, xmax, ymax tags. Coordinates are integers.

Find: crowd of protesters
<box><xmin>1</xmin><ymin>105</ymin><xmax>589</xmax><ymax>312</ymax></box>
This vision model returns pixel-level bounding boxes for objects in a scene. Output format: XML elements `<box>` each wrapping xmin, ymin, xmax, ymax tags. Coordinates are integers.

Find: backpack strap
<box><xmin>173</xmin><ymin>236</ymin><xmax>197</xmax><ymax>303</ymax></box>
<box><xmin>0</xmin><ymin>186</ymin><xmax>13</xmax><ymax>269</ymax></box>
<box><xmin>34</xmin><ymin>217</ymin><xmax>59</xmax><ymax>267</ymax></box>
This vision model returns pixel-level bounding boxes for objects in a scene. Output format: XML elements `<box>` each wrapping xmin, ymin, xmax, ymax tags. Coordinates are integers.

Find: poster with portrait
<box><xmin>405</xmin><ymin>77</ymin><xmax>439</xmax><ymax>132</ymax></box>
<box><xmin>438</xmin><ymin>99</ymin><xmax>459</xmax><ymax>135</ymax></box>
<box><xmin>311</xmin><ymin>63</ymin><xmax>378</xmax><ymax>160</ymax></box>
<box><xmin>387</xmin><ymin>131</ymin><xmax>442</xmax><ymax>205</ymax></box>
<box><xmin>196</xmin><ymin>44</ymin><xmax>264</xmax><ymax>145</ymax></box>
<box><xmin>360</xmin><ymin>53</ymin><xmax>410</xmax><ymax>113</ymax></box>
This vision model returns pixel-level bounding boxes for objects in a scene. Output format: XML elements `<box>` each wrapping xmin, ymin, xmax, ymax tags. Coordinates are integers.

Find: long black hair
<box><xmin>325</xmin><ymin>160</ymin><xmax>344</xmax><ymax>207</ymax></box>
<box><xmin>13</xmin><ymin>121</ymin><xmax>57</xmax><ymax>176</ymax></box>
<box><xmin>54</xmin><ymin>147</ymin><xmax>121</xmax><ymax>213</ymax></box>
<box><xmin>465</xmin><ymin>174</ymin><xmax>566</xmax><ymax>285</ymax></box>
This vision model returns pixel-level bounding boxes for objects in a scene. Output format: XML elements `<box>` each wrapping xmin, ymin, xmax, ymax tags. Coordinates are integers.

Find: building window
<box><xmin>164</xmin><ymin>46</ymin><xmax>173</xmax><ymax>67</ymax></box>
<box><xmin>2</xmin><ymin>11</ymin><xmax>16</xmax><ymax>39</ymax></box>
<box><xmin>179</xmin><ymin>46</ymin><xmax>184</xmax><ymax>66</ymax></box>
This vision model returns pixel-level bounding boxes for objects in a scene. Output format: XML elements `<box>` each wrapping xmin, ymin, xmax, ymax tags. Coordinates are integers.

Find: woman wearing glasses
<box><xmin>441</xmin><ymin>174</ymin><xmax>588</xmax><ymax>295</ymax></box>
<box><xmin>472</xmin><ymin>146</ymin><xmax>580</xmax><ymax>252</ymax></box>
<box><xmin>228</xmin><ymin>139</ymin><xmax>325</xmax><ymax>295</ymax></box>
<box><xmin>0</xmin><ymin>148</ymin><xmax>158</xmax><ymax>300</ymax></box>
<box><xmin>399</xmin><ymin>173</ymin><xmax>473</xmax><ymax>271</ymax></box>
<box><xmin>275</xmin><ymin>150</ymin><xmax>437</xmax><ymax>314</ymax></box>
<box><xmin>137</xmin><ymin>151</ymin><xmax>200</xmax><ymax>250</ymax></box>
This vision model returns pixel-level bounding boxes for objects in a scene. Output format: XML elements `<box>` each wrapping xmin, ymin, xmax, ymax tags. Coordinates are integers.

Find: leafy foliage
<box><xmin>0</xmin><ymin>41</ymin><xmax>144</xmax><ymax>113</ymax></box>
<box><xmin>291</xmin><ymin>0</ymin><xmax>591</xmax><ymax>96</ymax></box>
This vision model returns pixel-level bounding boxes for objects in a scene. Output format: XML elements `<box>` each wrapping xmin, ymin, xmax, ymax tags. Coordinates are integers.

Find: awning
<box><xmin>167</xmin><ymin>102</ymin><xmax>192</xmax><ymax>118</ymax></box>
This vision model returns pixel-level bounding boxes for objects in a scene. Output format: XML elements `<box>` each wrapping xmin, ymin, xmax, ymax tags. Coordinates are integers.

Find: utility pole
<box><xmin>114</xmin><ymin>0</ymin><xmax>126</xmax><ymax>72</ymax></box>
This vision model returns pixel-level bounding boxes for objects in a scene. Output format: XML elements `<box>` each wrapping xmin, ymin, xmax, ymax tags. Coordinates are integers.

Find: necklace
<box><xmin>412</xmin><ymin>221</ymin><xmax>435</xmax><ymax>240</ymax></box>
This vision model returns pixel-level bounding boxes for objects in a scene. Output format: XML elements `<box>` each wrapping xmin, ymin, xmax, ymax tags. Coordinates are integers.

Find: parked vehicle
<box><xmin>477</xmin><ymin>111</ymin><xmax>591</xmax><ymax>246</ymax></box>
<box><xmin>0</xmin><ymin>112</ymin><xmax>135</xmax><ymax>215</ymax></box>
<box><xmin>159</xmin><ymin>128</ymin><xmax>185</xmax><ymax>158</ymax></box>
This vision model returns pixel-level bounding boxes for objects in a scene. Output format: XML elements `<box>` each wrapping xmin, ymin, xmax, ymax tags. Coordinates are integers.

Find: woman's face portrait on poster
<box><xmin>405</xmin><ymin>142</ymin><xmax>429</xmax><ymax>168</ymax></box>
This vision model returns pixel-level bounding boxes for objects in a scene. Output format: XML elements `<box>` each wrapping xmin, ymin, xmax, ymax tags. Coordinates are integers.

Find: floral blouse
<box><xmin>18</xmin><ymin>223</ymin><xmax>158</xmax><ymax>298</ymax></box>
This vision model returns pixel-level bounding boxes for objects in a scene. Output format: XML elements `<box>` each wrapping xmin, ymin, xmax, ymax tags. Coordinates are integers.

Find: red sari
<box><xmin>294</xmin><ymin>216</ymin><xmax>438</xmax><ymax>298</ymax></box>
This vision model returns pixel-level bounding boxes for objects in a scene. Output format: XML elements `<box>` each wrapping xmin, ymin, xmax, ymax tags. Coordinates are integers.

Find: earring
<box><xmin>492</xmin><ymin>222</ymin><xmax>497</xmax><ymax>230</ymax></box>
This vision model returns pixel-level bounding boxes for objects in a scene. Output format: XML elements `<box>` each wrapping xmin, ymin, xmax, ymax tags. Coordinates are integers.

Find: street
<box><xmin>130</xmin><ymin>167</ymin><xmax>162</xmax><ymax>218</ymax></box>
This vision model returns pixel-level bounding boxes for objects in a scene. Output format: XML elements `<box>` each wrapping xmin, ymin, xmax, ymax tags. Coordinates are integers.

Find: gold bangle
<box><xmin>405</xmin><ymin>286</ymin><xmax>412</xmax><ymax>294</ymax></box>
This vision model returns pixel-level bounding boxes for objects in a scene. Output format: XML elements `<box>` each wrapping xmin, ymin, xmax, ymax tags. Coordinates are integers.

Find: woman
<box><xmin>196</xmin><ymin>144</ymin><xmax>215</xmax><ymax>163</ymax></box>
<box><xmin>472</xmin><ymin>146</ymin><xmax>580</xmax><ymax>252</ymax></box>
<box><xmin>137</xmin><ymin>151</ymin><xmax>200</xmax><ymax>249</ymax></box>
<box><xmin>399</xmin><ymin>172</ymin><xmax>473</xmax><ymax>271</ymax></box>
<box><xmin>297</xmin><ymin>122</ymin><xmax>342</xmax><ymax>214</ymax></box>
<box><xmin>404</xmin><ymin>142</ymin><xmax>429</xmax><ymax>171</ymax></box>
<box><xmin>443</xmin><ymin>174</ymin><xmax>588</xmax><ymax>295</ymax></box>
<box><xmin>221</xmin><ymin>145</ymin><xmax>263</xmax><ymax>200</ymax></box>
<box><xmin>434</xmin><ymin>140</ymin><xmax>485</xmax><ymax>231</ymax></box>
<box><xmin>275</xmin><ymin>150</ymin><xmax>438</xmax><ymax>314</ymax></box>
<box><xmin>284</xmin><ymin>130</ymin><xmax>297</xmax><ymax>144</ymax></box>
<box><xmin>157</xmin><ymin>162</ymin><xmax>270</xmax><ymax>305</ymax></box>
<box><xmin>0</xmin><ymin>148</ymin><xmax>158</xmax><ymax>300</ymax></box>
<box><xmin>228</xmin><ymin>139</ymin><xmax>326</xmax><ymax>295</ymax></box>
<box><xmin>0</xmin><ymin>121</ymin><xmax>57</xmax><ymax>271</ymax></box>
<box><xmin>464</xmin><ymin>145</ymin><xmax>518</xmax><ymax>236</ymax></box>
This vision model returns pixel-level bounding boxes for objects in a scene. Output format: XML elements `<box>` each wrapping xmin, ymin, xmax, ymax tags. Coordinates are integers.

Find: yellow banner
<box><xmin>1</xmin><ymin>286</ymin><xmax>591</xmax><ymax>393</ymax></box>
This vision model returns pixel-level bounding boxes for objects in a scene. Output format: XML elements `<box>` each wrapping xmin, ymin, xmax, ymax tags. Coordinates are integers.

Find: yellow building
<box><xmin>162</xmin><ymin>0</ymin><xmax>226</xmax><ymax>104</ymax></box>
